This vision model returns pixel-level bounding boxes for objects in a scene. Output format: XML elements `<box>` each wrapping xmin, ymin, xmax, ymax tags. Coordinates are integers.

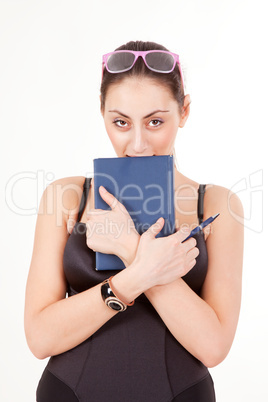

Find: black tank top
<box><xmin>44</xmin><ymin>178</ymin><xmax>209</xmax><ymax>401</ymax></box>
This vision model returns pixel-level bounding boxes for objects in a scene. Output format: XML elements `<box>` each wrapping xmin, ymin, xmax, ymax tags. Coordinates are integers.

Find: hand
<box><xmin>132</xmin><ymin>217</ymin><xmax>199</xmax><ymax>289</ymax></box>
<box><xmin>86</xmin><ymin>186</ymin><xmax>140</xmax><ymax>265</ymax></box>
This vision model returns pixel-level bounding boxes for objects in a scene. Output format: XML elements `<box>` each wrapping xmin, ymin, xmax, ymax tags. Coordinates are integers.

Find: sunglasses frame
<box><xmin>102</xmin><ymin>50</ymin><xmax>184</xmax><ymax>90</ymax></box>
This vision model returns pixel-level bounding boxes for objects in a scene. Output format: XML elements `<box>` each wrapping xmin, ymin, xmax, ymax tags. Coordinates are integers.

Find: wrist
<box><xmin>145</xmin><ymin>278</ymin><xmax>183</xmax><ymax>299</ymax></box>
<box><xmin>111</xmin><ymin>259</ymin><xmax>146</xmax><ymax>303</ymax></box>
<box><xmin>119</xmin><ymin>232</ymin><xmax>140</xmax><ymax>267</ymax></box>
<box><xmin>144</xmin><ymin>284</ymin><xmax>163</xmax><ymax>301</ymax></box>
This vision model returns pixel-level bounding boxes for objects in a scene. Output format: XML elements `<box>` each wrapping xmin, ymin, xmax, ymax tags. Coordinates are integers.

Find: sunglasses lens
<box><xmin>107</xmin><ymin>52</ymin><xmax>135</xmax><ymax>72</ymax></box>
<box><xmin>145</xmin><ymin>52</ymin><xmax>175</xmax><ymax>72</ymax></box>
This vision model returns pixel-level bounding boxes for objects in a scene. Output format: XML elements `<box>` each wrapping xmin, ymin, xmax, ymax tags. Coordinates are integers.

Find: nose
<box><xmin>130</xmin><ymin>126</ymin><xmax>148</xmax><ymax>154</ymax></box>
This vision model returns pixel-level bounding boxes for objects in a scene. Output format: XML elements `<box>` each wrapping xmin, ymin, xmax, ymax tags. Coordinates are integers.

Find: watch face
<box><xmin>106</xmin><ymin>297</ymin><xmax>126</xmax><ymax>312</ymax></box>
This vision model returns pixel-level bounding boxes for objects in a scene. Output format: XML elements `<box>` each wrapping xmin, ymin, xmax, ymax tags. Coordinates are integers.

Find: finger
<box><xmin>187</xmin><ymin>258</ymin><xmax>197</xmax><ymax>272</ymax></box>
<box><xmin>172</xmin><ymin>226</ymin><xmax>191</xmax><ymax>243</ymax></box>
<box><xmin>182</xmin><ymin>237</ymin><xmax>197</xmax><ymax>252</ymax></box>
<box><xmin>186</xmin><ymin>247</ymin><xmax>199</xmax><ymax>268</ymax></box>
<box><xmin>187</xmin><ymin>245</ymin><xmax>199</xmax><ymax>259</ymax></box>
<box><xmin>99</xmin><ymin>186</ymin><xmax>121</xmax><ymax>210</ymax></box>
<box><xmin>144</xmin><ymin>217</ymin><xmax>165</xmax><ymax>238</ymax></box>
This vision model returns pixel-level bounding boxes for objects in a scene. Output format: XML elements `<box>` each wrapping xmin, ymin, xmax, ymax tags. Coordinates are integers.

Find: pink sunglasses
<box><xmin>102</xmin><ymin>50</ymin><xmax>184</xmax><ymax>90</ymax></box>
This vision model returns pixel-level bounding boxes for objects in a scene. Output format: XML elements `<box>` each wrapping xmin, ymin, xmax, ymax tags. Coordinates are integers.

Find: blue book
<box><xmin>93</xmin><ymin>155</ymin><xmax>175</xmax><ymax>271</ymax></box>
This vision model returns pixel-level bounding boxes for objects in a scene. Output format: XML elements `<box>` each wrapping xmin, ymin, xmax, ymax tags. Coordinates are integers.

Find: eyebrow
<box><xmin>108</xmin><ymin>109</ymin><xmax>170</xmax><ymax>119</ymax></box>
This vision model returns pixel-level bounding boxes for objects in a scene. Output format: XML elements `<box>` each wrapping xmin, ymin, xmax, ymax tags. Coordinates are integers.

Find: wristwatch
<box><xmin>101</xmin><ymin>277</ymin><xmax>134</xmax><ymax>312</ymax></box>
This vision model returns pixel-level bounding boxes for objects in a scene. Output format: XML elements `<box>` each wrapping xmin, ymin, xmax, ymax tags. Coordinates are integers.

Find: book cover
<box><xmin>93</xmin><ymin>155</ymin><xmax>175</xmax><ymax>271</ymax></box>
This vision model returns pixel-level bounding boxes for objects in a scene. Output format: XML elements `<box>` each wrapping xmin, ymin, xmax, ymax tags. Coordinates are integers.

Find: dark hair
<box><xmin>100</xmin><ymin>40</ymin><xmax>185</xmax><ymax>114</ymax></box>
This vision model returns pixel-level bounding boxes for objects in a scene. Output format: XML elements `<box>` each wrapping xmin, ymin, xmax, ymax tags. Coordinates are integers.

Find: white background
<box><xmin>1</xmin><ymin>0</ymin><xmax>267</xmax><ymax>401</ymax></box>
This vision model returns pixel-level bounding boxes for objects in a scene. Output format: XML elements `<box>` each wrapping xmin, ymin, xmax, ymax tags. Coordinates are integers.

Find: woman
<box><xmin>24</xmin><ymin>40</ymin><xmax>244</xmax><ymax>402</ymax></box>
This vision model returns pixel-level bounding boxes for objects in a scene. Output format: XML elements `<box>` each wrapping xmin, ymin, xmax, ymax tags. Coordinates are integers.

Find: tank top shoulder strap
<box><xmin>197</xmin><ymin>184</ymin><xmax>206</xmax><ymax>225</ymax></box>
<box><xmin>77</xmin><ymin>177</ymin><xmax>92</xmax><ymax>223</ymax></box>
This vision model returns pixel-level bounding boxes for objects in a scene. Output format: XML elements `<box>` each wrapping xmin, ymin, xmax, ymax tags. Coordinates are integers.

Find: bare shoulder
<box><xmin>42</xmin><ymin>175</ymin><xmax>86</xmax><ymax>206</ymax></box>
<box><xmin>203</xmin><ymin>183</ymin><xmax>244</xmax><ymax>241</ymax></box>
<box><xmin>204</xmin><ymin>183</ymin><xmax>244</xmax><ymax>218</ymax></box>
<box><xmin>174</xmin><ymin>172</ymin><xmax>244</xmax><ymax>226</ymax></box>
<box><xmin>40</xmin><ymin>176</ymin><xmax>87</xmax><ymax>229</ymax></box>
<box><xmin>47</xmin><ymin>175</ymin><xmax>86</xmax><ymax>191</ymax></box>
<box><xmin>47</xmin><ymin>175</ymin><xmax>86</xmax><ymax>205</ymax></box>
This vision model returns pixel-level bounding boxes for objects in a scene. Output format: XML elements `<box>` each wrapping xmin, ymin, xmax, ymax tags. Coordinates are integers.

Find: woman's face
<box><xmin>101</xmin><ymin>77</ymin><xmax>190</xmax><ymax>158</ymax></box>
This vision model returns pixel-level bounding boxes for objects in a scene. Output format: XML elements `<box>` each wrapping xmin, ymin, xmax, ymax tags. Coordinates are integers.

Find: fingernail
<box><xmin>100</xmin><ymin>186</ymin><xmax>107</xmax><ymax>193</ymax></box>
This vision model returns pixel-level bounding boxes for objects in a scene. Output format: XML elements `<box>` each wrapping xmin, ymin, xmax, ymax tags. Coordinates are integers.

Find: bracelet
<box><xmin>109</xmin><ymin>276</ymin><xmax>135</xmax><ymax>306</ymax></box>
<box><xmin>100</xmin><ymin>276</ymin><xmax>135</xmax><ymax>312</ymax></box>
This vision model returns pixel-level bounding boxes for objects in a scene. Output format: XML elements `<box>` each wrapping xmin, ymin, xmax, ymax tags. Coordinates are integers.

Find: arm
<box><xmin>24</xmin><ymin>177</ymin><xmax>144</xmax><ymax>359</ymax></box>
<box><xmin>143</xmin><ymin>186</ymin><xmax>244</xmax><ymax>368</ymax></box>
<box><xmin>24</xmin><ymin>179</ymin><xmax>209</xmax><ymax>361</ymax></box>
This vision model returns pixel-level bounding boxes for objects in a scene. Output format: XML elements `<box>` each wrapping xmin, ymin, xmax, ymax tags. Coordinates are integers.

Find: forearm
<box><xmin>119</xmin><ymin>236</ymin><xmax>228</xmax><ymax>368</ymax></box>
<box><xmin>27</xmin><ymin>261</ymin><xmax>144</xmax><ymax>359</ymax></box>
<box><xmin>145</xmin><ymin>279</ymin><xmax>228</xmax><ymax>368</ymax></box>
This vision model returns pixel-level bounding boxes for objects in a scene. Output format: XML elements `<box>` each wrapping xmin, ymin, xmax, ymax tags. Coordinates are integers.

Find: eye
<box><xmin>148</xmin><ymin>119</ymin><xmax>163</xmax><ymax>127</ymax></box>
<box><xmin>113</xmin><ymin>119</ymin><xmax>128</xmax><ymax>128</ymax></box>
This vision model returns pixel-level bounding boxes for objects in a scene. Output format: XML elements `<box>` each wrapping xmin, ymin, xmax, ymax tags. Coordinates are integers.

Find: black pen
<box><xmin>181</xmin><ymin>213</ymin><xmax>220</xmax><ymax>243</ymax></box>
